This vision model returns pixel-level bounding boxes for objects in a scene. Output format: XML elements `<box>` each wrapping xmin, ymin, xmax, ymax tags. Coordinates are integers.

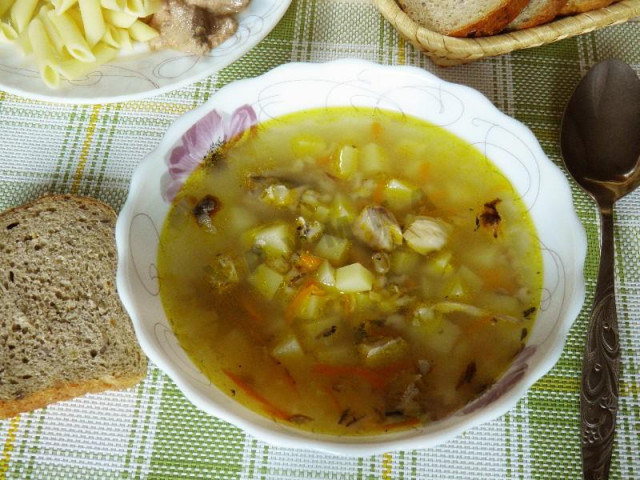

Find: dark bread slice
<box><xmin>396</xmin><ymin>0</ymin><xmax>531</xmax><ymax>37</ymax></box>
<box><xmin>0</xmin><ymin>195</ymin><xmax>147</xmax><ymax>419</ymax></box>
<box><xmin>507</xmin><ymin>0</ymin><xmax>568</xmax><ymax>29</ymax></box>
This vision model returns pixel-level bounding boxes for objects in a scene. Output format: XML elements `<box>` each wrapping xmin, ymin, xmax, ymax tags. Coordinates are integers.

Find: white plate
<box><xmin>0</xmin><ymin>0</ymin><xmax>291</xmax><ymax>104</ymax></box>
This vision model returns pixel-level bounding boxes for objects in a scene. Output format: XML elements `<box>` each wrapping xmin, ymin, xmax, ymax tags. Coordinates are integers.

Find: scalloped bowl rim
<box><xmin>116</xmin><ymin>59</ymin><xmax>587</xmax><ymax>455</ymax></box>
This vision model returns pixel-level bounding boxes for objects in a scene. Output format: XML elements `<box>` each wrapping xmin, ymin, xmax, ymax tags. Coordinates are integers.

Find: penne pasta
<box><xmin>0</xmin><ymin>0</ymin><xmax>15</xmax><ymax>19</ymax></box>
<box><xmin>38</xmin><ymin>7</ymin><xmax>65</xmax><ymax>54</ymax></box>
<box><xmin>103</xmin><ymin>9</ymin><xmax>137</xmax><ymax>28</ymax></box>
<box><xmin>53</xmin><ymin>0</ymin><xmax>78</xmax><ymax>15</ymax></box>
<box><xmin>16</xmin><ymin>28</ymin><xmax>32</xmax><ymax>53</ymax></box>
<box><xmin>100</xmin><ymin>0</ymin><xmax>126</xmax><ymax>11</ymax></box>
<box><xmin>124</xmin><ymin>0</ymin><xmax>144</xmax><ymax>17</ymax></box>
<box><xmin>101</xmin><ymin>23</ymin><xmax>120</xmax><ymax>47</ymax></box>
<box><xmin>128</xmin><ymin>19</ymin><xmax>157</xmax><ymax>42</ymax></box>
<box><xmin>65</xmin><ymin>5</ymin><xmax>84</xmax><ymax>28</ymax></box>
<box><xmin>5</xmin><ymin>0</ymin><xmax>198</xmax><ymax>89</ymax></box>
<box><xmin>78</xmin><ymin>0</ymin><xmax>106</xmax><ymax>46</ymax></box>
<box><xmin>0</xmin><ymin>22</ymin><xmax>18</xmax><ymax>43</ymax></box>
<box><xmin>114</xmin><ymin>26</ymin><xmax>131</xmax><ymax>50</ymax></box>
<box><xmin>10</xmin><ymin>0</ymin><xmax>39</xmax><ymax>33</ymax></box>
<box><xmin>27</xmin><ymin>18</ymin><xmax>61</xmax><ymax>88</ymax></box>
<box><xmin>47</xmin><ymin>9</ymin><xmax>96</xmax><ymax>62</ymax></box>
<box><xmin>58</xmin><ymin>42</ymin><xmax>118</xmax><ymax>79</ymax></box>
<box><xmin>143</xmin><ymin>0</ymin><xmax>163</xmax><ymax>15</ymax></box>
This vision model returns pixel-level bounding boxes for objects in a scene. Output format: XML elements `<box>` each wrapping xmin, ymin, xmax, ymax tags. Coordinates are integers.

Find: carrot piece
<box><xmin>372</xmin><ymin>180</ymin><xmax>385</xmax><ymax>204</ymax></box>
<box><xmin>298</xmin><ymin>252</ymin><xmax>323</xmax><ymax>273</ymax></box>
<box><xmin>241</xmin><ymin>297</ymin><xmax>263</xmax><ymax>324</ymax></box>
<box><xmin>371</xmin><ymin>121</ymin><xmax>383</xmax><ymax>139</ymax></box>
<box><xmin>223</xmin><ymin>369</ymin><xmax>291</xmax><ymax>421</ymax></box>
<box><xmin>322</xmin><ymin>385</ymin><xmax>343</xmax><ymax>412</ymax></box>
<box><xmin>316</xmin><ymin>154</ymin><xmax>332</xmax><ymax>167</ymax></box>
<box><xmin>418</xmin><ymin>162</ymin><xmax>430</xmax><ymax>183</ymax></box>
<box><xmin>285</xmin><ymin>280</ymin><xmax>325</xmax><ymax>324</ymax></box>
<box><xmin>312</xmin><ymin>364</ymin><xmax>386</xmax><ymax>389</ymax></box>
<box><xmin>340</xmin><ymin>293</ymin><xmax>354</xmax><ymax>315</ymax></box>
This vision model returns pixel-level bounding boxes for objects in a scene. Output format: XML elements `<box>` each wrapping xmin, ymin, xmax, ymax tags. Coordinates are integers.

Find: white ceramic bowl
<box><xmin>0</xmin><ymin>0</ymin><xmax>290</xmax><ymax>104</ymax></box>
<box><xmin>116</xmin><ymin>59</ymin><xmax>587</xmax><ymax>456</ymax></box>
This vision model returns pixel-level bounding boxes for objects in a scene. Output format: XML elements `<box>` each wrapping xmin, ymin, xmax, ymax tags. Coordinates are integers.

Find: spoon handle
<box><xmin>581</xmin><ymin>208</ymin><xmax>619</xmax><ymax>480</ymax></box>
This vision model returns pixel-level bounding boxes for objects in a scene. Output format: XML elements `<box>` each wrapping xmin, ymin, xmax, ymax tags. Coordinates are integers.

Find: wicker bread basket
<box><xmin>373</xmin><ymin>0</ymin><xmax>640</xmax><ymax>66</ymax></box>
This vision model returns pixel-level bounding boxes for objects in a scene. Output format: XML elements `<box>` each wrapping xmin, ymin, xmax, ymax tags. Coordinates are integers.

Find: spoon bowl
<box><xmin>561</xmin><ymin>59</ymin><xmax>640</xmax><ymax>205</ymax></box>
<box><xmin>560</xmin><ymin>59</ymin><xmax>640</xmax><ymax>480</ymax></box>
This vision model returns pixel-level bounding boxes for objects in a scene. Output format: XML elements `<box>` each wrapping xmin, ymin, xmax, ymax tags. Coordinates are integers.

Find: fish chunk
<box><xmin>353</xmin><ymin>206</ymin><xmax>403</xmax><ymax>252</ymax></box>
<box><xmin>403</xmin><ymin>217</ymin><xmax>448</xmax><ymax>255</ymax></box>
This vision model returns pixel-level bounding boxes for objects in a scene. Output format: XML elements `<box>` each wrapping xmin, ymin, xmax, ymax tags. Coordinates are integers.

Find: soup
<box><xmin>158</xmin><ymin>107</ymin><xmax>542</xmax><ymax>435</ymax></box>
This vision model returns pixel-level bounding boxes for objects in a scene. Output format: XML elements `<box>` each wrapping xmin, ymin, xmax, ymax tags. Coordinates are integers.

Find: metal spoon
<box><xmin>560</xmin><ymin>59</ymin><xmax>640</xmax><ymax>480</ymax></box>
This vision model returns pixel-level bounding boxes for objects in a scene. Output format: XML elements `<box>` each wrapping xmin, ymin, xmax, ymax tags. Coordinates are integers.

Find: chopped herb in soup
<box><xmin>158</xmin><ymin>107</ymin><xmax>542</xmax><ymax>435</ymax></box>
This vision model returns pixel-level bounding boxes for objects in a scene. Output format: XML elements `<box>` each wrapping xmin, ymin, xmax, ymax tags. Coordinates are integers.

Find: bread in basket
<box><xmin>373</xmin><ymin>0</ymin><xmax>640</xmax><ymax>66</ymax></box>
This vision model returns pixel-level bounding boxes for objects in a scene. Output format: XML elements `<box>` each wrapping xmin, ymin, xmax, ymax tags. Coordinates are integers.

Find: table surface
<box><xmin>1</xmin><ymin>1</ymin><xmax>639</xmax><ymax>479</ymax></box>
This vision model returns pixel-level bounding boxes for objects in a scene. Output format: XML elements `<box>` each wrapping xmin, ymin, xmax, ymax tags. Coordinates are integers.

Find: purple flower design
<box><xmin>163</xmin><ymin>105</ymin><xmax>258</xmax><ymax>202</ymax></box>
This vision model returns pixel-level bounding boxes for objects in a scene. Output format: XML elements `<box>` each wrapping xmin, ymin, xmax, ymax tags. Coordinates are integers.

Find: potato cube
<box><xmin>360</xmin><ymin>143</ymin><xmax>388</xmax><ymax>173</ymax></box>
<box><xmin>335</xmin><ymin>263</ymin><xmax>373</xmax><ymax>292</ymax></box>
<box><xmin>297</xmin><ymin>293</ymin><xmax>326</xmax><ymax>321</ymax></box>
<box><xmin>412</xmin><ymin>305</ymin><xmax>443</xmax><ymax>335</ymax></box>
<box><xmin>252</xmin><ymin>223</ymin><xmax>293</xmax><ymax>258</ymax></box>
<box><xmin>315</xmin><ymin>260</ymin><xmax>336</xmax><ymax>287</ymax></box>
<box><xmin>420</xmin><ymin>320</ymin><xmax>461</xmax><ymax>355</ymax></box>
<box><xmin>298</xmin><ymin>317</ymin><xmax>342</xmax><ymax>345</ymax></box>
<box><xmin>425</xmin><ymin>251</ymin><xmax>453</xmax><ymax>276</ymax></box>
<box><xmin>314</xmin><ymin>234</ymin><xmax>350</xmax><ymax>265</ymax></box>
<box><xmin>249</xmin><ymin>264</ymin><xmax>284</xmax><ymax>300</ymax></box>
<box><xmin>332</xmin><ymin>144</ymin><xmax>358</xmax><ymax>179</ymax></box>
<box><xmin>382</xmin><ymin>178</ymin><xmax>421</xmax><ymax>211</ymax></box>
<box><xmin>390</xmin><ymin>249</ymin><xmax>421</xmax><ymax>275</ymax></box>
<box><xmin>271</xmin><ymin>334</ymin><xmax>304</xmax><ymax>363</ymax></box>
<box><xmin>330</xmin><ymin>194</ymin><xmax>357</xmax><ymax>227</ymax></box>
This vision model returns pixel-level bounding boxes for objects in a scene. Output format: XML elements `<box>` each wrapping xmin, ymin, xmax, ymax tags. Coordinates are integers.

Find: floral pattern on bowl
<box><xmin>116</xmin><ymin>59</ymin><xmax>587</xmax><ymax>456</ymax></box>
<box><xmin>163</xmin><ymin>105</ymin><xmax>257</xmax><ymax>202</ymax></box>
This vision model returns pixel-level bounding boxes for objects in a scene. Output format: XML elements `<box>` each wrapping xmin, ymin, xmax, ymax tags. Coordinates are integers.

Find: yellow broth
<box><xmin>158</xmin><ymin>107</ymin><xmax>542</xmax><ymax>435</ymax></box>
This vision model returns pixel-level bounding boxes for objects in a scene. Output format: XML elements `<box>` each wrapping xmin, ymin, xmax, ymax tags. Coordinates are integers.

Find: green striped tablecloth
<box><xmin>1</xmin><ymin>1</ymin><xmax>639</xmax><ymax>478</ymax></box>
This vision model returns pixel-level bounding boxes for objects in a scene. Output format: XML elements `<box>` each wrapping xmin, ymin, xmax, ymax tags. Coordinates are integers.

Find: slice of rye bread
<box><xmin>396</xmin><ymin>0</ymin><xmax>531</xmax><ymax>37</ymax></box>
<box><xmin>506</xmin><ymin>0</ymin><xmax>568</xmax><ymax>29</ymax></box>
<box><xmin>559</xmin><ymin>0</ymin><xmax>616</xmax><ymax>14</ymax></box>
<box><xmin>0</xmin><ymin>195</ymin><xmax>147</xmax><ymax>419</ymax></box>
